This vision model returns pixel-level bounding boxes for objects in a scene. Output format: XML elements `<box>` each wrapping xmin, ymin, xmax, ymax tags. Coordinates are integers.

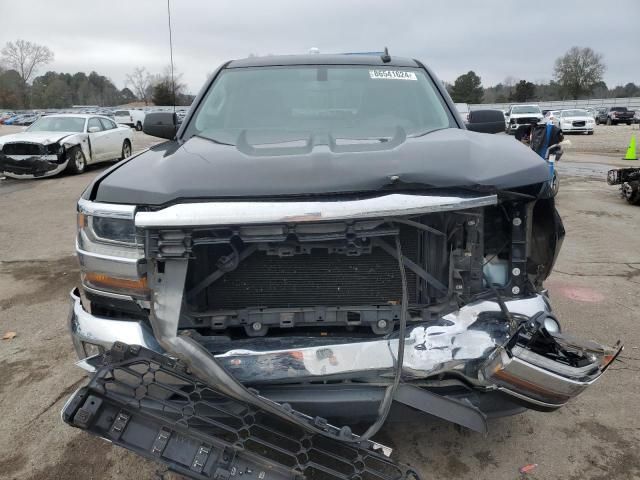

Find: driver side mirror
<box><xmin>466</xmin><ymin>109</ymin><xmax>506</xmax><ymax>134</ymax></box>
<box><xmin>88</xmin><ymin>126</ymin><xmax>101</xmax><ymax>133</ymax></box>
<box><xmin>143</xmin><ymin>112</ymin><xmax>178</xmax><ymax>140</ymax></box>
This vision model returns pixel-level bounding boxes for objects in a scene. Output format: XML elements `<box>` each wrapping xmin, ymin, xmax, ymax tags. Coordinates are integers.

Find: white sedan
<box><xmin>0</xmin><ymin>114</ymin><xmax>133</xmax><ymax>179</ymax></box>
<box><xmin>555</xmin><ymin>109</ymin><xmax>595</xmax><ymax>135</ymax></box>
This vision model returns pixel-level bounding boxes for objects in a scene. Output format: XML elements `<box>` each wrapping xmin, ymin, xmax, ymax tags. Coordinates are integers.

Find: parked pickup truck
<box><xmin>595</xmin><ymin>106</ymin><xmax>635</xmax><ymax>125</ymax></box>
<box><xmin>63</xmin><ymin>54</ymin><xmax>621</xmax><ymax>480</ymax></box>
<box><xmin>113</xmin><ymin>109</ymin><xmax>146</xmax><ymax>130</ymax></box>
<box><xmin>0</xmin><ymin>114</ymin><xmax>132</xmax><ymax>178</ymax></box>
<box><xmin>504</xmin><ymin>104</ymin><xmax>544</xmax><ymax>133</ymax></box>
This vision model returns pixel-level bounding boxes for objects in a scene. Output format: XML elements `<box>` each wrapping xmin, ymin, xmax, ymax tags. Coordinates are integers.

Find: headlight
<box><xmin>77</xmin><ymin>199</ymin><xmax>147</xmax><ymax>298</ymax></box>
<box><xmin>90</xmin><ymin>216</ymin><xmax>137</xmax><ymax>244</ymax></box>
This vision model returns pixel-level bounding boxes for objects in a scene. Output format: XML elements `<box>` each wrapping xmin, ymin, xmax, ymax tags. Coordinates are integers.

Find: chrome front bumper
<box><xmin>69</xmin><ymin>288</ymin><xmax>619</xmax><ymax>409</ymax></box>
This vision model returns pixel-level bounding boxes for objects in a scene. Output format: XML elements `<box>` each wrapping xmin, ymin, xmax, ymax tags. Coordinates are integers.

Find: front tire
<box><xmin>588</xmin><ymin>130</ymin><xmax>594</xmax><ymax>135</ymax></box>
<box><xmin>622</xmin><ymin>181</ymin><xmax>640</xmax><ymax>205</ymax></box>
<box><xmin>64</xmin><ymin>146</ymin><xmax>86</xmax><ymax>174</ymax></box>
<box><xmin>120</xmin><ymin>139</ymin><xmax>132</xmax><ymax>160</ymax></box>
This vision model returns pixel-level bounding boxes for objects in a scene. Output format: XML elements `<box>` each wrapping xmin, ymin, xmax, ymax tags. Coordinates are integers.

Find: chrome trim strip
<box><xmin>78</xmin><ymin>198</ymin><xmax>135</xmax><ymax>220</ymax></box>
<box><xmin>76</xmin><ymin>244</ymin><xmax>139</xmax><ymax>266</ymax></box>
<box><xmin>76</xmin><ymin>242</ymin><xmax>143</xmax><ymax>278</ymax></box>
<box><xmin>135</xmin><ymin>193</ymin><xmax>498</xmax><ymax>228</ymax></box>
<box><xmin>496</xmin><ymin>387</ymin><xmax>566</xmax><ymax>409</ymax></box>
<box><xmin>81</xmin><ymin>285</ymin><xmax>136</xmax><ymax>301</ymax></box>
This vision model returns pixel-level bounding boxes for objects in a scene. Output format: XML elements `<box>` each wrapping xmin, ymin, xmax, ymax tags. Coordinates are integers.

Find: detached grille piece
<box><xmin>2</xmin><ymin>142</ymin><xmax>44</xmax><ymax>156</ymax></box>
<box><xmin>62</xmin><ymin>343</ymin><xmax>422</xmax><ymax>480</ymax></box>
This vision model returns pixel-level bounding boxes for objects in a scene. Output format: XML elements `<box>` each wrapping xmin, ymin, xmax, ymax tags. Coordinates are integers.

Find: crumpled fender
<box><xmin>60</xmin><ymin>133</ymin><xmax>92</xmax><ymax>162</ymax></box>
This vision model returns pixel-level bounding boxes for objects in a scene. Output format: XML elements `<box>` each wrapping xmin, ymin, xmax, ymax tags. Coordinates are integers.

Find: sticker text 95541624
<box><xmin>369</xmin><ymin>70</ymin><xmax>417</xmax><ymax>81</ymax></box>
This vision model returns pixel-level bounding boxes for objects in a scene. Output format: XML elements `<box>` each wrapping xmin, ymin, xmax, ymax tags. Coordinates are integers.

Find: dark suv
<box><xmin>62</xmin><ymin>54</ymin><xmax>620</xmax><ymax>479</ymax></box>
<box><xmin>595</xmin><ymin>106</ymin><xmax>635</xmax><ymax>125</ymax></box>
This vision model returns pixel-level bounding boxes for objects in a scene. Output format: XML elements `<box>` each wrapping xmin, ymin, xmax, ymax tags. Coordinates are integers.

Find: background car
<box><xmin>0</xmin><ymin>114</ymin><xmax>133</xmax><ymax>179</ymax></box>
<box><xmin>557</xmin><ymin>109</ymin><xmax>595</xmax><ymax>134</ymax></box>
<box><xmin>596</xmin><ymin>106</ymin><xmax>634</xmax><ymax>125</ymax></box>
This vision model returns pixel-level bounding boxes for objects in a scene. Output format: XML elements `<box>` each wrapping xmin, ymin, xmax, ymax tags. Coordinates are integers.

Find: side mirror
<box><xmin>466</xmin><ymin>109</ymin><xmax>506</xmax><ymax>134</ymax></box>
<box><xmin>143</xmin><ymin>112</ymin><xmax>178</xmax><ymax>140</ymax></box>
<box><xmin>88</xmin><ymin>126</ymin><xmax>101</xmax><ymax>133</ymax></box>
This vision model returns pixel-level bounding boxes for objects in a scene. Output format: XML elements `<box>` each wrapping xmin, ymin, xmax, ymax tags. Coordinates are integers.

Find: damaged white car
<box><xmin>0</xmin><ymin>114</ymin><xmax>132</xmax><ymax>179</ymax></box>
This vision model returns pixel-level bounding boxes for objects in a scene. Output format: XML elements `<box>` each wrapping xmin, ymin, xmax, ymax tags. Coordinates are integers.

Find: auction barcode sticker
<box><xmin>369</xmin><ymin>70</ymin><xmax>417</xmax><ymax>80</ymax></box>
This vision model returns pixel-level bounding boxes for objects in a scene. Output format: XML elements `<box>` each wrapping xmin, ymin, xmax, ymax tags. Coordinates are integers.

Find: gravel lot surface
<box><xmin>558</xmin><ymin>123</ymin><xmax>640</xmax><ymax>155</ymax></box>
<box><xmin>1</xmin><ymin>125</ymin><xmax>639</xmax><ymax>480</ymax></box>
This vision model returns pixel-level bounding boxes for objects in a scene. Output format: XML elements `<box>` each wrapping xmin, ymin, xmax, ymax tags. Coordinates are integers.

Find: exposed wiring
<box><xmin>482</xmin><ymin>272</ymin><xmax>517</xmax><ymax>332</ymax></box>
<box><xmin>482</xmin><ymin>238</ymin><xmax>511</xmax><ymax>266</ymax></box>
<box><xmin>356</xmin><ymin>234</ymin><xmax>408</xmax><ymax>441</ymax></box>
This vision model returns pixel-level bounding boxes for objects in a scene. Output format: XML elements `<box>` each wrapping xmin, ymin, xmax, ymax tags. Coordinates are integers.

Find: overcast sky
<box><xmin>1</xmin><ymin>0</ymin><xmax>638</xmax><ymax>94</ymax></box>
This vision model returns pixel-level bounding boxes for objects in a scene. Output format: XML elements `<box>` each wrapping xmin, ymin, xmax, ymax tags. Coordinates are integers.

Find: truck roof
<box><xmin>227</xmin><ymin>54</ymin><xmax>420</xmax><ymax>69</ymax></box>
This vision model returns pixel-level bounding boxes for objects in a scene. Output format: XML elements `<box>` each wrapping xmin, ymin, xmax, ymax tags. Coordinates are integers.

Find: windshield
<box><xmin>511</xmin><ymin>106</ymin><xmax>541</xmax><ymax>114</ymax></box>
<box><xmin>27</xmin><ymin>116</ymin><xmax>85</xmax><ymax>133</ymax></box>
<box><xmin>611</xmin><ymin>107</ymin><xmax>628</xmax><ymax>112</ymax></box>
<box><xmin>562</xmin><ymin>110</ymin><xmax>588</xmax><ymax>117</ymax></box>
<box><xmin>184</xmin><ymin>65</ymin><xmax>455</xmax><ymax>146</ymax></box>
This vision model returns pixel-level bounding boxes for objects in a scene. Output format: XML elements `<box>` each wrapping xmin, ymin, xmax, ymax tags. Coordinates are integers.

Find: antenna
<box><xmin>167</xmin><ymin>0</ymin><xmax>176</xmax><ymax>113</ymax></box>
<box><xmin>381</xmin><ymin>46</ymin><xmax>391</xmax><ymax>63</ymax></box>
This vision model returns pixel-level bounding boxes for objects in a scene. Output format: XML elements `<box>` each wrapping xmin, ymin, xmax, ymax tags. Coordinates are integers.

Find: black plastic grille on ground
<box><xmin>63</xmin><ymin>343</ymin><xmax>421</xmax><ymax>480</ymax></box>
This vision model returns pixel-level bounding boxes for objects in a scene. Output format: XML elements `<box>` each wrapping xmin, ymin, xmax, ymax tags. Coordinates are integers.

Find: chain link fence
<box><xmin>470</xmin><ymin>97</ymin><xmax>640</xmax><ymax>112</ymax></box>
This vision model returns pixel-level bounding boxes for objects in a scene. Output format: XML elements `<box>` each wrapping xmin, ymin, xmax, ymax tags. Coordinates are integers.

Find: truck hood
<box><xmin>92</xmin><ymin>128</ymin><xmax>550</xmax><ymax>206</ymax></box>
<box><xmin>0</xmin><ymin>131</ymin><xmax>77</xmax><ymax>146</ymax></box>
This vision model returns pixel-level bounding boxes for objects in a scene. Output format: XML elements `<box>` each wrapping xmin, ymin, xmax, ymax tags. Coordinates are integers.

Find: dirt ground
<box><xmin>0</xmin><ymin>125</ymin><xmax>639</xmax><ymax>480</ymax></box>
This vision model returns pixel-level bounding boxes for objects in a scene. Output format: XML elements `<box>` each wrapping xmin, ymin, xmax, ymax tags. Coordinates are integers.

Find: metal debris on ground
<box><xmin>519</xmin><ymin>463</ymin><xmax>538</xmax><ymax>474</ymax></box>
<box><xmin>2</xmin><ymin>331</ymin><xmax>17</xmax><ymax>340</ymax></box>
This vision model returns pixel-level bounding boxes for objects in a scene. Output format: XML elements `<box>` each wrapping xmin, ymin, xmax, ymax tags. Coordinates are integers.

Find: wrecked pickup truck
<box><xmin>0</xmin><ymin>114</ymin><xmax>132</xmax><ymax>178</ymax></box>
<box><xmin>63</xmin><ymin>54</ymin><xmax>621</xmax><ymax>479</ymax></box>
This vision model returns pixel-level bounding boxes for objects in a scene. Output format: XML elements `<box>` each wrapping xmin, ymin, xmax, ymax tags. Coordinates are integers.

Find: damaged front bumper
<box><xmin>0</xmin><ymin>153</ymin><xmax>67</xmax><ymax>178</ymax></box>
<box><xmin>69</xmin><ymin>288</ymin><xmax>620</xmax><ymax>413</ymax></box>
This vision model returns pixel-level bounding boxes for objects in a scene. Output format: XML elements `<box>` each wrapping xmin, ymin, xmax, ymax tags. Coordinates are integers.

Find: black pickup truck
<box><xmin>595</xmin><ymin>106</ymin><xmax>635</xmax><ymax>125</ymax></box>
<box><xmin>63</xmin><ymin>54</ymin><xmax>620</xmax><ymax>480</ymax></box>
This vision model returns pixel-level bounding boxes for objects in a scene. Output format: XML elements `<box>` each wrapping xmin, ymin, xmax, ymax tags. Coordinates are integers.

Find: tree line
<box><xmin>2</xmin><ymin>41</ymin><xmax>639</xmax><ymax>109</ymax></box>
<box><xmin>0</xmin><ymin>39</ymin><xmax>192</xmax><ymax>109</ymax></box>
<box><xmin>447</xmin><ymin>46</ymin><xmax>639</xmax><ymax>104</ymax></box>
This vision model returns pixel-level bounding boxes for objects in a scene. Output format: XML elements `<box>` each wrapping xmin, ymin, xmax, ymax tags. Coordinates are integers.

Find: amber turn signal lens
<box><xmin>83</xmin><ymin>272</ymin><xmax>148</xmax><ymax>296</ymax></box>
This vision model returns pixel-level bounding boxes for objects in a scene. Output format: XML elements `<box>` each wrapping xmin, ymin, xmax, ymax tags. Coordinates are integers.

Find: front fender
<box><xmin>61</xmin><ymin>133</ymin><xmax>92</xmax><ymax>161</ymax></box>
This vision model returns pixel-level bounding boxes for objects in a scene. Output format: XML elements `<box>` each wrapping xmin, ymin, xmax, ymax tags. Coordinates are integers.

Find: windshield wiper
<box><xmin>192</xmin><ymin>134</ymin><xmax>235</xmax><ymax>146</ymax></box>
